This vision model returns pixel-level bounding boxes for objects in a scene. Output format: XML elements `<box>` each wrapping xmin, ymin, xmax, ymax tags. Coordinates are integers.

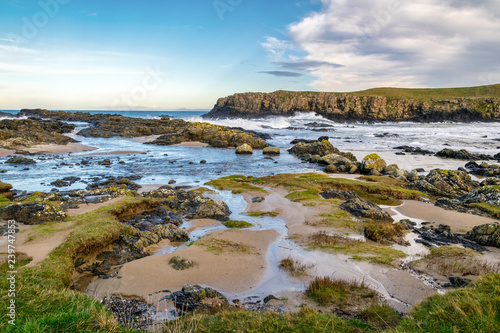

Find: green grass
<box><xmin>392</xmin><ymin>274</ymin><xmax>500</xmax><ymax>333</ymax></box>
<box><xmin>358</xmin><ymin>305</ymin><xmax>402</xmax><ymax>329</ymax></box>
<box><xmin>205</xmin><ymin>175</ymin><xmax>267</xmax><ymax>194</ymax></box>
<box><xmin>25</xmin><ymin>221</ymin><xmax>74</xmax><ymax>242</ymax></box>
<box><xmin>347</xmin><ymin>84</ymin><xmax>500</xmax><ymax>101</ymax></box>
<box><xmin>222</xmin><ymin>220</ymin><xmax>253</xmax><ymax>229</ymax></box>
<box><xmin>308</xmin><ymin>231</ymin><xmax>406</xmax><ymax>266</ymax></box>
<box><xmin>309</xmin><ymin>208</ymin><xmax>362</xmax><ymax>233</ymax></box>
<box><xmin>195</xmin><ymin>237</ymin><xmax>254</xmax><ymax>255</ymax></box>
<box><xmin>469</xmin><ymin>202</ymin><xmax>500</xmax><ymax>218</ymax></box>
<box><xmin>246</xmin><ymin>210</ymin><xmax>279</xmax><ymax>217</ymax></box>
<box><xmin>162</xmin><ymin>306</ymin><xmax>378</xmax><ymax>333</ymax></box>
<box><xmin>0</xmin><ymin>196</ymin><xmax>143</xmax><ymax>333</ymax></box>
<box><xmin>278</xmin><ymin>257</ymin><xmax>310</xmax><ymax>277</ymax></box>
<box><xmin>306</xmin><ymin>276</ymin><xmax>378</xmax><ymax>307</ymax></box>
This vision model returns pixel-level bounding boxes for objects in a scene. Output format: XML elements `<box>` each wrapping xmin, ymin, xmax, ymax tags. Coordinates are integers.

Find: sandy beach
<box><xmin>26</xmin><ymin>143</ymin><xmax>97</xmax><ymax>154</ymax></box>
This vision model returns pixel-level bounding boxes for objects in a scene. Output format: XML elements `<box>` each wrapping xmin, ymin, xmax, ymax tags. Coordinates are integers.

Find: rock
<box><xmin>408</xmin><ymin>170</ymin><xmax>419</xmax><ymax>182</ymax></box>
<box><xmin>436</xmin><ymin>148</ymin><xmax>493</xmax><ymax>161</ymax></box>
<box><xmin>394</xmin><ymin>146</ymin><xmax>435</xmax><ymax>155</ymax></box>
<box><xmin>168</xmin><ymin>284</ymin><xmax>228</xmax><ymax>312</ymax></box>
<box><xmin>6</xmin><ymin>157</ymin><xmax>36</xmax><ymax>165</ymax></box>
<box><xmin>465</xmin><ymin>223</ymin><xmax>500</xmax><ymax>248</ymax></box>
<box><xmin>49</xmin><ymin>176</ymin><xmax>81</xmax><ymax>188</ymax></box>
<box><xmin>449</xmin><ymin>276</ymin><xmax>472</xmax><ymax>288</ymax></box>
<box><xmin>252</xmin><ymin>196</ymin><xmax>265</xmax><ymax>203</ymax></box>
<box><xmin>1</xmin><ymin>170</ymin><xmax>7</xmax><ymax>173</ymax></box>
<box><xmin>263</xmin><ymin>147</ymin><xmax>280</xmax><ymax>155</ymax></box>
<box><xmin>168</xmin><ymin>180</ymin><xmax>176</xmax><ymax>184</ymax></box>
<box><xmin>263</xmin><ymin>295</ymin><xmax>279</xmax><ymax>304</ymax></box>
<box><xmin>320</xmin><ymin>190</ymin><xmax>358</xmax><ymax>201</ymax></box>
<box><xmin>361</xmin><ymin>153</ymin><xmax>386</xmax><ymax>174</ymax></box>
<box><xmin>465</xmin><ymin>161</ymin><xmax>500</xmax><ymax>177</ymax></box>
<box><xmin>169</xmin><ymin>256</ymin><xmax>194</xmax><ymax>270</ymax></box>
<box><xmin>340</xmin><ymin>196</ymin><xmax>393</xmax><ymax>221</ymax></box>
<box><xmin>325</xmin><ymin>165</ymin><xmax>338</xmax><ymax>173</ymax></box>
<box><xmin>235</xmin><ymin>143</ymin><xmax>253</xmax><ymax>154</ymax></box>
<box><xmin>289</xmin><ymin>140</ymin><xmax>337</xmax><ymax>157</ymax></box>
<box><xmin>98</xmin><ymin>159</ymin><xmax>112</xmax><ymax>166</ymax></box>
<box><xmin>408</xmin><ymin>169</ymin><xmax>479</xmax><ymax>198</ymax></box>
<box><xmin>0</xmin><ymin>203</ymin><xmax>67</xmax><ymax>224</ymax></box>
<box><xmin>102</xmin><ymin>296</ymin><xmax>154</xmax><ymax>331</ymax></box>
<box><xmin>200</xmin><ymin>160</ymin><xmax>207</xmax><ymax>164</ymax></box>
<box><xmin>399</xmin><ymin>219</ymin><xmax>417</xmax><ymax>230</ymax></box>
<box><xmin>416</xmin><ymin>224</ymin><xmax>487</xmax><ymax>251</ymax></box>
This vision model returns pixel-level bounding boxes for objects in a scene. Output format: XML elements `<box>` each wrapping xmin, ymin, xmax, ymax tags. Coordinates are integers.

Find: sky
<box><xmin>0</xmin><ymin>0</ymin><xmax>499</xmax><ymax>111</ymax></box>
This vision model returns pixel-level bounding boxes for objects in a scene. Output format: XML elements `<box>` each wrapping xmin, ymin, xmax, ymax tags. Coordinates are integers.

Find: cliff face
<box><xmin>203</xmin><ymin>91</ymin><xmax>500</xmax><ymax>122</ymax></box>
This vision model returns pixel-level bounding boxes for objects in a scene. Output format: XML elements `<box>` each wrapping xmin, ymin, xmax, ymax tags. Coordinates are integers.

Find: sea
<box><xmin>1</xmin><ymin>110</ymin><xmax>499</xmax><ymax>192</ymax></box>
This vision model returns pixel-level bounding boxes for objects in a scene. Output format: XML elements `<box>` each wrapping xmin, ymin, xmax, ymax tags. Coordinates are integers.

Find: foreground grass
<box><xmin>393</xmin><ymin>274</ymin><xmax>500</xmax><ymax>333</ymax></box>
<box><xmin>0</xmin><ymin>196</ymin><xmax>143</xmax><ymax>332</ymax></box>
<box><xmin>205</xmin><ymin>175</ymin><xmax>268</xmax><ymax>194</ymax></box>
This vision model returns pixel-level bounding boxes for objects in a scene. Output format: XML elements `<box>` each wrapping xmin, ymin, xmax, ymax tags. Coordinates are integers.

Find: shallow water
<box><xmin>1</xmin><ymin>111</ymin><xmax>498</xmax><ymax>192</ymax></box>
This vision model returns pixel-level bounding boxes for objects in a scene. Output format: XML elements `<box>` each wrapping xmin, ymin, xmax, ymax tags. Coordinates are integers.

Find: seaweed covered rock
<box><xmin>361</xmin><ymin>154</ymin><xmax>387</xmax><ymax>175</ymax></box>
<box><xmin>143</xmin><ymin>188</ymin><xmax>231</xmax><ymax>221</ymax></box>
<box><xmin>167</xmin><ymin>284</ymin><xmax>228</xmax><ymax>312</ymax></box>
<box><xmin>235</xmin><ymin>143</ymin><xmax>253</xmax><ymax>154</ymax></box>
<box><xmin>340</xmin><ymin>196</ymin><xmax>393</xmax><ymax>221</ymax></box>
<box><xmin>408</xmin><ymin>169</ymin><xmax>478</xmax><ymax>198</ymax></box>
<box><xmin>289</xmin><ymin>140</ymin><xmax>337</xmax><ymax>157</ymax></box>
<box><xmin>6</xmin><ymin>157</ymin><xmax>36</xmax><ymax>165</ymax></box>
<box><xmin>263</xmin><ymin>147</ymin><xmax>280</xmax><ymax>155</ymax></box>
<box><xmin>465</xmin><ymin>223</ymin><xmax>500</xmax><ymax>248</ymax></box>
<box><xmin>0</xmin><ymin>118</ymin><xmax>76</xmax><ymax>149</ymax></box>
<box><xmin>436</xmin><ymin>149</ymin><xmax>493</xmax><ymax>161</ymax></box>
<box><xmin>0</xmin><ymin>203</ymin><xmax>67</xmax><ymax>224</ymax></box>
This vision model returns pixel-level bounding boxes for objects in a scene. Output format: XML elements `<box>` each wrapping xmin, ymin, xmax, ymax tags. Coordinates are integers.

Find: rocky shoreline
<box><xmin>203</xmin><ymin>91</ymin><xmax>500</xmax><ymax>122</ymax></box>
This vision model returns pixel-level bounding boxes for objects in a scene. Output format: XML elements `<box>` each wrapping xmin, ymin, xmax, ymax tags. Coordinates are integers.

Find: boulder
<box><xmin>0</xmin><ymin>203</ymin><xmax>67</xmax><ymax>224</ymax></box>
<box><xmin>168</xmin><ymin>284</ymin><xmax>228</xmax><ymax>312</ymax></box>
<box><xmin>289</xmin><ymin>140</ymin><xmax>337</xmax><ymax>157</ymax></box>
<box><xmin>263</xmin><ymin>147</ymin><xmax>280</xmax><ymax>155</ymax></box>
<box><xmin>436</xmin><ymin>148</ymin><xmax>492</xmax><ymax>161</ymax></box>
<box><xmin>340</xmin><ymin>196</ymin><xmax>393</xmax><ymax>221</ymax></box>
<box><xmin>361</xmin><ymin>154</ymin><xmax>386</xmax><ymax>174</ymax></box>
<box><xmin>169</xmin><ymin>256</ymin><xmax>194</xmax><ymax>270</ymax></box>
<box><xmin>6</xmin><ymin>157</ymin><xmax>36</xmax><ymax>165</ymax></box>
<box><xmin>0</xmin><ymin>181</ymin><xmax>13</xmax><ymax>200</ymax></box>
<box><xmin>409</xmin><ymin>169</ymin><xmax>478</xmax><ymax>198</ymax></box>
<box><xmin>235</xmin><ymin>143</ymin><xmax>253</xmax><ymax>154</ymax></box>
<box><xmin>465</xmin><ymin>223</ymin><xmax>500</xmax><ymax>248</ymax></box>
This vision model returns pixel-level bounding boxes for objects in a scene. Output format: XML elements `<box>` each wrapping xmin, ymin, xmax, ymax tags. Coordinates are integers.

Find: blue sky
<box><xmin>0</xmin><ymin>0</ymin><xmax>499</xmax><ymax>110</ymax></box>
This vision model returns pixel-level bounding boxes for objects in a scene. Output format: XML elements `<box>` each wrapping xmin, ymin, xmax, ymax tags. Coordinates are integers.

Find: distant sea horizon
<box><xmin>0</xmin><ymin>110</ymin><xmax>210</xmax><ymax>118</ymax></box>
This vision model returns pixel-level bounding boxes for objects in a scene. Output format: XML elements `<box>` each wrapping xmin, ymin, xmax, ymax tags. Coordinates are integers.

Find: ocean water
<box><xmin>0</xmin><ymin>110</ymin><xmax>498</xmax><ymax>192</ymax></box>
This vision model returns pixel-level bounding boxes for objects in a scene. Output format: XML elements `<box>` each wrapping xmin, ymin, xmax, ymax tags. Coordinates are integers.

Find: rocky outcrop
<box><xmin>465</xmin><ymin>223</ymin><xmax>500</xmax><ymax>248</ymax></box>
<box><xmin>436</xmin><ymin>187</ymin><xmax>500</xmax><ymax>218</ymax></box>
<box><xmin>436</xmin><ymin>149</ymin><xmax>494</xmax><ymax>161</ymax></box>
<box><xmin>340</xmin><ymin>196</ymin><xmax>393</xmax><ymax>221</ymax></box>
<box><xmin>465</xmin><ymin>161</ymin><xmax>500</xmax><ymax>177</ymax></box>
<box><xmin>17</xmin><ymin>109</ymin><xmax>268</xmax><ymax>149</ymax></box>
<box><xmin>0</xmin><ymin>203</ymin><xmax>67</xmax><ymax>224</ymax></box>
<box><xmin>203</xmin><ymin>91</ymin><xmax>500</xmax><ymax>122</ymax></box>
<box><xmin>361</xmin><ymin>153</ymin><xmax>387</xmax><ymax>175</ymax></box>
<box><xmin>408</xmin><ymin>169</ymin><xmax>479</xmax><ymax>198</ymax></box>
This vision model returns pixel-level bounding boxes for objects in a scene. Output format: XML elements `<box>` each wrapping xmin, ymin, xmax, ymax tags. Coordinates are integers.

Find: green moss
<box><xmin>469</xmin><ymin>202</ymin><xmax>500</xmax><ymax>218</ymax></box>
<box><xmin>222</xmin><ymin>220</ymin><xmax>253</xmax><ymax>229</ymax></box>
<box><xmin>205</xmin><ymin>175</ymin><xmax>268</xmax><ymax>194</ymax></box>
<box><xmin>246</xmin><ymin>210</ymin><xmax>279</xmax><ymax>217</ymax></box>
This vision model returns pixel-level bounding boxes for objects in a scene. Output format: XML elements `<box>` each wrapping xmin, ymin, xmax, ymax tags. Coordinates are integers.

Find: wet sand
<box><xmin>79</xmin><ymin>150</ymin><xmax>148</xmax><ymax>156</ymax></box>
<box><xmin>172</xmin><ymin>141</ymin><xmax>209</xmax><ymax>147</ymax></box>
<box><xmin>89</xmin><ymin>229</ymin><xmax>279</xmax><ymax>301</ymax></box>
<box><xmin>132</xmin><ymin>135</ymin><xmax>161</xmax><ymax>143</ymax></box>
<box><xmin>0</xmin><ymin>148</ymin><xmax>14</xmax><ymax>155</ymax></box>
<box><xmin>26</xmin><ymin>143</ymin><xmax>97</xmax><ymax>154</ymax></box>
<box><xmin>397</xmin><ymin>200</ymin><xmax>498</xmax><ymax>232</ymax></box>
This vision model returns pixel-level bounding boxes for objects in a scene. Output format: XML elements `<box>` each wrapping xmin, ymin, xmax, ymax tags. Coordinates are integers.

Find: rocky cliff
<box><xmin>203</xmin><ymin>91</ymin><xmax>500</xmax><ymax>122</ymax></box>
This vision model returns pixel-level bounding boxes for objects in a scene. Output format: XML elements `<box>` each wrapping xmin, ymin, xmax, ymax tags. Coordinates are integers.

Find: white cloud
<box><xmin>286</xmin><ymin>0</ymin><xmax>500</xmax><ymax>91</ymax></box>
<box><xmin>261</xmin><ymin>36</ymin><xmax>295</xmax><ymax>60</ymax></box>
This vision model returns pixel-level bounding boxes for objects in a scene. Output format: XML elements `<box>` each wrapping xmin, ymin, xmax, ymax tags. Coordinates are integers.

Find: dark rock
<box><xmin>169</xmin><ymin>256</ymin><xmax>194</xmax><ymax>270</ymax></box>
<box><xmin>465</xmin><ymin>223</ymin><xmax>500</xmax><ymax>248</ymax></box>
<box><xmin>449</xmin><ymin>276</ymin><xmax>472</xmax><ymax>288</ymax></box>
<box><xmin>399</xmin><ymin>219</ymin><xmax>417</xmax><ymax>230</ymax></box>
<box><xmin>0</xmin><ymin>203</ymin><xmax>67</xmax><ymax>224</ymax></box>
<box><xmin>436</xmin><ymin>148</ymin><xmax>493</xmax><ymax>161</ymax></box>
<box><xmin>6</xmin><ymin>157</ymin><xmax>36</xmax><ymax>165</ymax></box>
<box><xmin>102</xmin><ymin>296</ymin><xmax>155</xmax><ymax>330</ymax></box>
<box><xmin>167</xmin><ymin>284</ymin><xmax>228</xmax><ymax>312</ymax></box>
<box><xmin>340</xmin><ymin>196</ymin><xmax>393</xmax><ymax>221</ymax></box>
<box><xmin>98</xmin><ymin>159</ymin><xmax>112</xmax><ymax>166</ymax></box>
<box><xmin>235</xmin><ymin>143</ymin><xmax>253</xmax><ymax>154</ymax></box>
<box><xmin>263</xmin><ymin>295</ymin><xmax>279</xmax><ymax>303</ymax></box>
<box><xmin>417</xmin><ymin>224</ymin><xmax>487</xmax><ymax>251</ymax></box>
<box><xmin>200</xmin><ymin>160</ymin><xmax>207</xmax><ymax>164</ymax></box>
<box><xmin>320</xmin><ymin>190</ymin><xmax>358</xmax><ymax>201</ymax></box>
<box><xmin>252</xmin><ymin>196</ymin><xmax>265</xmax><ymax>203</ymax></box>
<box><xmin>394</xmin><ymin>146</ymin><xmax>434</xmax><ymax>155</ymax></box>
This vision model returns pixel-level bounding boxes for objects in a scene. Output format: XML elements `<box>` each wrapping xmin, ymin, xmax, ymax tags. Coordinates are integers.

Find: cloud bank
<box><xmin>280</xmin><ymin>0</ymin><xmax>500</xmax><ymax>91</ymax></box>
